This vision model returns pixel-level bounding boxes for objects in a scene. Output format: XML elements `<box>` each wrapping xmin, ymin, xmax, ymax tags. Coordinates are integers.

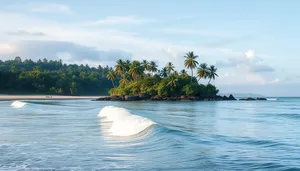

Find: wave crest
<box><xmin>11</xmin><ymin>101</ymin><xmax>27</xmax><ymax>108</ymax></box>
<box><xmin>98</xmin><ymin>106</ymin><xmax>156</xmax><ymax>137</ymax></box>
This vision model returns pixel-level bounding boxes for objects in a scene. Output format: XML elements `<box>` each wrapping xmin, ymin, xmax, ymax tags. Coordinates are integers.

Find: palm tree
<box><xmin>184</xmin><ymin>51</ymin><xmax>199</xmax><ymax>83</ymax></box>
<box><xmin>207</xmin><ymin>65</ymin><xmax>218</xmax><ymax>84</ymax></box>
<box><xmin>141</xmin><ymin>60</ymin><xmax>149</xmax><ymax>72</ymax></box>
<box><xmin>107</xmin><ymin>70</ymin><xmax>117</xmax><ymax>88</ymax></box>
<box><xmin>119</xmin><ymin>73</ymin><xmax>131</xmax><ymax>85</ymax></box>
<box><xmin>124</xmin><ymin>60</ymin><xmax>131</xmax><ymax>72</ymax></box>
<box><xmin>180</xmin><ymin>69</ymin><xmax>188</xmax><ymax>75</ymax></box>
<box><xmin>115</xmin><ymin>59</ymin><xmax>126</xmax><ymax>76</ymax></box>
<box><xmin>167</xmin><ymin>74</ymin><xmax>179</xmax><ymax>87</ymax></box>
<box><xmin>149</xmin><ymin>61</ymin><xmax>158</xmax><ymax>75</ymax></box>
<box><xmin>129</xmin><ymin>60</ymin><xmax>144</xmax><ymax>80</ymax></box>
<box><xmin>197</xmin><ymin>63</ymin><xmax>209</xmax><ymax>81</ymax></box>
<box><xmin>160</xmin><ymin>67</ymin><xmax>168</xmax><ymax>78</ymax></box>
<box><xmin>166</xmin><ymin>62</ymin><xmax>174</xmax><ymax>75</ymax></box>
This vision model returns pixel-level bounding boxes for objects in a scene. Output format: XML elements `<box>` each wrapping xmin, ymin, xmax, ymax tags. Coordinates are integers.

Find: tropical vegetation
<box><xmin>0</xmin><ymin>51</ymin><xmax>219</xmax><ymax>97</ymax></box>
<box><xmin>108</xmin><ymin>52</ymin><xmax>219</xmax><ymax>97</ymax></box>
<box><xmin>0</xmin><ymin>57</ymin><xmax>113</xmax><ymax>95</ymax></box>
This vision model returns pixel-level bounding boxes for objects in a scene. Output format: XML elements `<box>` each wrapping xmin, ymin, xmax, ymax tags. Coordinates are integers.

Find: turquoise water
<box><xmin>1</xmin><ymin>99</ymin><xmax>300</xmax><ymax>170</ymax></box>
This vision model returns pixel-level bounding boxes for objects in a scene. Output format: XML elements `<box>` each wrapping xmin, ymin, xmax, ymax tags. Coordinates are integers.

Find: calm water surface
<box><xmin>1</xmin><ymin>98</ymin><xmax>300</xmax><ymax>170</ymax></box>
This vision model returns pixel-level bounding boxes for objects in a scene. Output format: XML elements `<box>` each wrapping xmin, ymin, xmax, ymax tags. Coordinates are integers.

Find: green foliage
<box><xmin>0</xmin><ymin>57</ymin><xmax>113</xmax><ymax>95</ymax></box>
<box><xmin>109</xmin><ymin>56</ymin><xmax>220</xmax><ymax>98</ymax></box>
<box><xmin>207</xmin><ymin>65</ymin><xmax>218</xmax><ymax>84</ymax></box>
<box><xmin>70</xmin><ymin>82</ymin><xmax>78</xmax><ymax>95</ymax></box>
<box><xmin>157</xmin><ymin>78</ymin><xmax>171</xmax><ymax>96</ymax></box>
<box><xmin>184</xmin><ymin>51</ymin><xmax>199</xmax><ymax>83</ymax></box>
<box><xmin>166</xmin><ymin>62</ymin><xmax>175</xmax><ymax>75</ymax></box>
<box><xmin>197</xmin><ymin>63</ymin><xmax>209</xmax><ymax>80</ymax></box>
<box><xmin>0</xmin><ymin>50</ymin><xmax>220</xmax><ymax>97</ymax></box>
<box><xmin>183</xmin><ymin>83</ymin><xmax>199</xmax><ymax>96</ymax></box>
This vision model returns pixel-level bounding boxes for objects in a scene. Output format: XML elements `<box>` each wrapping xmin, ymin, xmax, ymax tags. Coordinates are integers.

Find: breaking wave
<box><xmin>10</xmin><ymin>101</ymin><xmax>27</xmax><ymax>108</ymax></box>
<box><xmin>98</xmin><ymin>106</ymin><xmax>156</xmax><ymax>137</ymax></box>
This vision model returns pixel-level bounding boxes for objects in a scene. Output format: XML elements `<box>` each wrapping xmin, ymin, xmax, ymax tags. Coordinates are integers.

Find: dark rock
<box><xmin>257</xmin><ymin>97</ymin><xmax>267</xmax><ymax>100</ymax></box>
<box><xmin>214</xmin><ymin>95</ymin><xmax>223</xmax><ymax>101</ymax></box>
<box><xmin>187</xmin><ymin>96</ymin><xmax>197</xmax><ymax>100</ymax></box>
<box><xmin>139</xmin><ymin>94</ymin><xmax>151</xmax><ymax>100</ymax></box>
<box><xmin>125</xmin><ymin>95</ymin><xmax>141</xmax><ymax>101</ymax></box>
<box><xmin>228</xmin><ymin>94</ymin><xmax>236</xmax><ymax>100</ymax></box>
<box><xmin>94</xmin><ymin>96</ymin><xmax>111</xmax><ymax>101</ymax></box>
<box><xmin>223</xmin><ymin>96</ymin><xmax>229</xmax><ymax>100</ymax></box>
<box><xmin>111</xmin><ymin>95</ymin><xmax>124</xmax><ymax>101</ymax></box>
<box><xmin>163</xmin><ymin>97</ymin><xmax>169</xmax><ymax>100</ymax></box>
<box><xmin>151</xmin><ymin>95</ymin><xmax>163</xmax><ymax>101</ymax></box>
<box><xmin>240</xmin><ymin>97</ymin><xmax>256</xmax><ymax>101</ymax></box>
<box><xmin>180</xmin><ymin>95</ymin><xmax>187</xmax><ymax>99</ymax></box>
<box><xmin>94</xmin><ymin>93</ymin><xmax>237</xmax><ymax>102</ymax></box>
<box><xmin>168</xmin><ymin>96</ymin><xmax>179</xmax><ymax>101</ymax></box>
<box><xmin>181</xmin><ymin>95</ymin><xmax>191</xmax><ymax>101</ymax></box>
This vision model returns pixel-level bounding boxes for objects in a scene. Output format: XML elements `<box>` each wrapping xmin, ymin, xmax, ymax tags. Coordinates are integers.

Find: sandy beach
<box><xmin>0</xmin><ymin>95</ymin><xmax>102</xmax><ymax>101</ymax></box>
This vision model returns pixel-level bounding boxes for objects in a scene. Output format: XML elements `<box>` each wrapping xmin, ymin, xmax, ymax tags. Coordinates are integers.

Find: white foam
<box><xmin>98</xmin><ymin>106</ymin><xmax>155</xmax><ymax>137</ymax></box>
<box><xmin>267</xmin><ymin>98</ymin><xmax>277</xmax><ymax>101</ymax></box>
<box><xmin>11</xmin><ymin>101</ymin><xmax>27</xmax><ymax>108</ymax></box>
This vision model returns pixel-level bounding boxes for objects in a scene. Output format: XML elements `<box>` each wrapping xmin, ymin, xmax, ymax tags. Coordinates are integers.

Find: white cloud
<box><xmin>271</xmin><ymin>78</ymin><xmax>280</xmax><ymax>84</ymax></box>
<box><xmin>0</xmin><ymin>11</ymin><xmax>280</xmax><ymax>85</ymax></box>
<box><xmin>6</xmin><ymin>30</ymin><xmax>45</xmax><ymax>36</ymax></box>
<box><xmin>0</xmin><ymin>43</ymin><xmax>15</xmax><ymax>55</ymax></box>
<box><xmin>153</xmin><ymin>28</ymin><xmax>231</xmax><ymax>37</ymax></box>
<box><xmin>246</xmin><ymin>74</ymin><xmax>266</xmax><ymax>84</ymax></box>
<box><xmin>0</xmin><ymin>40</ymin><xmax>131</xmax><ymax>65</ymax></box>
<box><xmin>245</xmin><ymin>49</ymin><xmax>255</xmax><ymax>59</ymax></box>
<box><xmin>94</xmin><ymin>16</ymin><xmax>148</xmax><ymax>25</ymax></box>
<box><xmin>165</xmin><ymin>47</ymin><xmax>177</xmax><ymax>58</ymax></box>
<box><xmin>30</xmin><ymin>3</ymin><xmax>72</xmax><ymax>15</ymax></box>
<box><xmin>215</xmin><ymin>71</ymin><xmax>279</xmax><ymax>86</ymax></box>
<box><xmin>217</xmin><ymin>49</ymin><xmax>274</xmax><ymax>73</ymax></box>
<box><xmin>214</xmin><ymin>49</ymin><xmax>278</xmax><ymax>85</ymax></box>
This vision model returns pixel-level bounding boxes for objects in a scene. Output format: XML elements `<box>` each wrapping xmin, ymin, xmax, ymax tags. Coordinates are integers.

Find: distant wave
<box><xmin>98</xmin><ymin>106</ymin><xmax>156</xmax><ymax>137</ymax></box>
<box><xmin>10</xmin><ymin>101</ymin><xmax>27</xmax><ymax>108</ymax></box>
<box><xmin>267</xmin><ymin>98</ymin><xmax>277</xmax><ymax>101</ymax></box>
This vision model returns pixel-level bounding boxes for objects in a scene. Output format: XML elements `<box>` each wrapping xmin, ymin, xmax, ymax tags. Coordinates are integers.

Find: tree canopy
<box><xmin>1</xmin><ymin>52</ymin><xmax>219</xmax><ymax>97</ymax></box>
<box><xmin>0</xmin><ymin>57</ymin><xmax>113</xmax><ymax>95</ymax></box>
<box><xmin>108</xmin><ymin>53</ymin><xmax>219</xmax><ymax>97</ymax></box>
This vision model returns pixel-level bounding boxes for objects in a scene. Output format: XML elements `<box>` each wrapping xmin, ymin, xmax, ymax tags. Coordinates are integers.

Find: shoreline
<box><xmin>0</xmin><ymin>95</ymin><xmax>103</xmax><ymax>101</ymax></box>
<box><xmin>93</xmin><ymin>94</ymin><xmax>238</xmax><ymax>102</ymax></box>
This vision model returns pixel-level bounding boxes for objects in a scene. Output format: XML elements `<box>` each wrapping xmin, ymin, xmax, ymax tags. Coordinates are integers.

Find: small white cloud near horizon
<box><xmin>245</xmin><ymin>49</ymin><xmax>255</xmax><ymax>59</ymax></box>
<box><xmin>271</xmin><ymin>78</ymin><xmax>280</xmax><ymax>84</ymax></box>
<box><xmin>6</xmin><ymin>30</ymin><xmax>46</xmax><ymax>37</ymax></box>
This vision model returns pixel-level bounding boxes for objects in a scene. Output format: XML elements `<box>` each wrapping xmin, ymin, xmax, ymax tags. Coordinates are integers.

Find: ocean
<box><xmin>1</xmin><ymin>98</ymin><xmax>300</xmax><ymax>171</ymax></box>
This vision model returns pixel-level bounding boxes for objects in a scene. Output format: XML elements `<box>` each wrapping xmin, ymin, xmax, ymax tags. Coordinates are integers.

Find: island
<box><xmin>95</xmin><ymin>51</ymin><xmax>236</xmax><ymax>101</ymax></box>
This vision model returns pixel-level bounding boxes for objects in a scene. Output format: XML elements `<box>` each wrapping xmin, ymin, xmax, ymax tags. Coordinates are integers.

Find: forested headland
<box><xmin>0</xmin><ymin>57</ymin><xmax>113</xmax><ymax>95</ymax></box>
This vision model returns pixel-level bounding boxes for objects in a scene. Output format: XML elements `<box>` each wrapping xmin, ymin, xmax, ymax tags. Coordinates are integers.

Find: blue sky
<box><xmin>0</xmin><ymin>0</ymin><xmax>299</xmax><ymax>96</ymax></box>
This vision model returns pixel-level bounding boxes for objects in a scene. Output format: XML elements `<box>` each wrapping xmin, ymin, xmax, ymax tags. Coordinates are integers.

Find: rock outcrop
<box><xmin>93</xmin><ymin>94</ymin><xmax>237</xmax><ymax>102</ymax></box>
<box><xmin>228</xmin><ymin>94</ymin><xmax>236</xmax><ymax>100</ymax></box>
<box><xmin>256</xmin><ymin>97</ymin><xmax>267</xmax><ymax>100</ymax></box>
<box><xmin>239</xmin><ymin>97</ymin><xmax>267</xmax><ymax>101</ymax></box>
<box><xmin>125</xmin><ymin>95</ymin><xmax>141</xmax><ymax>101</ymax></box>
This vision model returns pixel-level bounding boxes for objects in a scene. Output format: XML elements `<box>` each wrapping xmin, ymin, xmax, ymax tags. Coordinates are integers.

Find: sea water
<box><xmin>1</xmin><ymin>98</ymin><xmax>300</xmax><ymax>170</ymax></box>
